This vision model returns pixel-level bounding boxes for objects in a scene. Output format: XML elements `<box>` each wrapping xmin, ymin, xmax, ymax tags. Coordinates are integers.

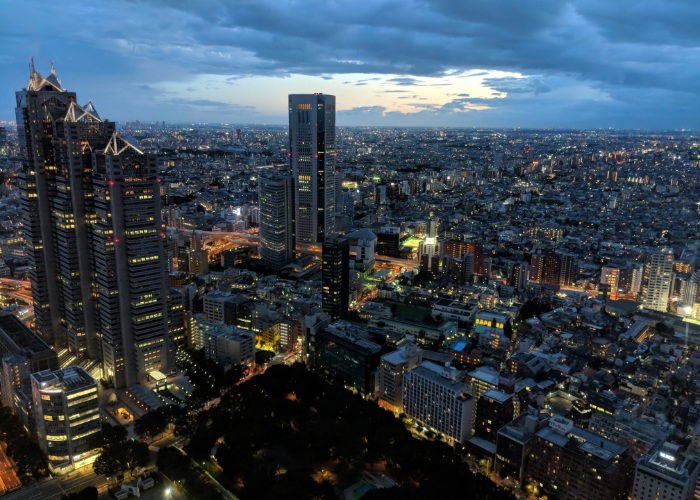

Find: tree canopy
<box><xmin>182</xmin><ymin>363</ymin><xmax>513</xmax><ymax>500</ymax></box>
<box><xmin>0</xmin><ymin>407</ymin><xmax>47</xmax><ymax>482</ymax></box>
<box><xmin>134</xmin><ymin>405</ymin><xmax>184</xmax><ymax>440</ymax></box>
<box><xmin>157</xmin><ymin>447</ymin><xmax>221</xmax><ymax>498</ymax></box>
<box><xmin>61</xmin><ymin>486</ymin><xmax>98</xmax><ymax>500</ymax></box>
<box><xmin>93</xmin><ymin>440</ymin><xmax>149</xmax><ymax>480</ymax></box>
<box><xmin>100</xmin><ymin>423</ymin><xmax>127</xmax><ymax>447</ymax></box>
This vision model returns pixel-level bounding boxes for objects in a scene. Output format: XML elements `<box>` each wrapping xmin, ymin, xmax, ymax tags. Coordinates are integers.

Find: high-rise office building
<box><xmin>289</xmin><ymin>94</ymin><xmax>336</xmax><ymax>244</ymax></box>
<box><xmin>258</xmin><ymin>170</ymin><xmax>294</xmax><ymax>270</ymax></box>
<box><xmin>322</xmin><ymin>236</ymin><xmax>350</xmax><ymax>320</ymax></box>
<box><xmin>31</xmin><ymin>366</ymin><xmax>101</xmax><ymax>474</ymax></box>
<box><xmin>643</xmin><ymin>248</ymin><xmax>674</xmax><ymax>312</ymax></box>
<box><xmin>16</xmin><ymin>64</ymin><xmax>172</xmax><ymax>387</ymax></box>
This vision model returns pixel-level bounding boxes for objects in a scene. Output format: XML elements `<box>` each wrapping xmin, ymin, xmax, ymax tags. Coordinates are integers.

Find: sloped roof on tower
<box><xmin>102</xmin><ymin>131</ymin><xmax>144</xmax><ymax>155</ymax></box>
<box><xmin>28</xmin><ymin>60</ymin><xmax>65</xmax><ymax>92</ymax></box>
<box><xmin>64</xmin><ymin>101</ymin><xmax>102</xmax><ymax>123</ymax></box>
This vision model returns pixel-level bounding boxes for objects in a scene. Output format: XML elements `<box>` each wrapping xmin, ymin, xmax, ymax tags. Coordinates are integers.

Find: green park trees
<box><xmin>93</xmin><ymin>440</ymin><xmax>149</xmax><ymax>481</ymax></box>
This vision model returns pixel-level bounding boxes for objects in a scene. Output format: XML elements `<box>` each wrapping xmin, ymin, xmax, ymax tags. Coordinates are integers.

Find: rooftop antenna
<box><xmin>29</xmin><ymin>56</ymin><xmax>36</xmax><ymax>75</ymax></box>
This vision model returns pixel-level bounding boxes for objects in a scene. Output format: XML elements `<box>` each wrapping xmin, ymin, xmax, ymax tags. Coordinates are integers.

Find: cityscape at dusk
<box><xmin>2</xmin><ymin>0</ymin><xmax>700</xmax><ymax>128</ymax></box>
<box><xmin>0</xmin><ymin>2</ymin><xmax>698</xmax><ymax>500</ymax></box>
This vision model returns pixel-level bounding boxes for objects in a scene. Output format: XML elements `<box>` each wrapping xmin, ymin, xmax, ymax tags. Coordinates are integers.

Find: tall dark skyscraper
<box><xmin>258</xmin><ymin>169</ymin><xmax>294</xmax><ymax>271</ymax></box>
<box><xmin>288</xmin><ymin>94</ymin><xmax>336</xmax><ymax>244</ymax></box>
<box><xmin>322</xmin><ymin>236</ymin><xmax>349</xmax><ymax>320</ymax></box>
<box><xmin>16</xmin><ymin>64</ymin><xmax>172</xmax><ymax>387</ymax></box>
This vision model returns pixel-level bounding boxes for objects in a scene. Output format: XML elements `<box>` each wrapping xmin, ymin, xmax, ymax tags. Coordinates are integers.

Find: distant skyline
<box><xmin>1</xmin><ymin>0</ymin><xmax>699</xmax><ymax>129</ymax></box>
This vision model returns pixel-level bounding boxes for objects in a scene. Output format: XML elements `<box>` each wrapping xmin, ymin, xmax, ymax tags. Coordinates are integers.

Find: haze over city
<box><xmin>1</xmin><ymin>0</ymin><xmax>699</xmax><ymax>128</ymax></box>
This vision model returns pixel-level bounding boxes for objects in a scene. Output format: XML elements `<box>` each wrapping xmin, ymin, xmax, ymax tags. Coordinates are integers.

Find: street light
<box><xmin>165</xmin><ymin>487</ymin><xmax>172</xmax><ymax>496</ymax></box>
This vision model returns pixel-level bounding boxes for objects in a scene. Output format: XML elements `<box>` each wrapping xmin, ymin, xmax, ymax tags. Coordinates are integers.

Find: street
<box><xmin>0</xmin><ymin>443</ymin><xmax>21</xmax><ymax>496</ymax></box>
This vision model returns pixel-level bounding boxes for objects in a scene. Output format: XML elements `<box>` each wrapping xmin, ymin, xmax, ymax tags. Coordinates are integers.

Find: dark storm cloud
<box><xmin>0</xmin><ymin>0</ymin><xmax>699</xmax><ymax>127</ymax></box>
<box><xmin>483</xmin><ymin>77</ymin><xmax>551</xmax><ymax>95</ymax></box>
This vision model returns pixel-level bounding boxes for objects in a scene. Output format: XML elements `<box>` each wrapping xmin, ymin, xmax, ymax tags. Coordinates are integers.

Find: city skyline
<box><xmin>1</xmin><ymin>0</ymin><xmax>699</xmax><ymax>129</ymax></box>
<box><xmin>0</xmin><ymin>3</ymin><xmax>699</xmax><ymax>500</ymax></box>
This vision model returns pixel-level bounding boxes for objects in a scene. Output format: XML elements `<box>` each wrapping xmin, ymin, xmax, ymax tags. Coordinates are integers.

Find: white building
<box><xmin>378</xmin><ymin>343</ymin><xmax>421</xmax><ymax>411</ymax></box>
<box><xmin>465</xmin><ymin>365</ymin><xmax>500</xmax><ymax>433</ymax></box>
<box><xmin>403</xmin><ymin>361</ymin><xmax>473</xmax><ymax>444</ymax></box>
<box><xmin>632</xmin><ymin>442</ymin><xmax>700</xmax><ymax>500</ymax></box>
<box><xmin>473</xmin><ymin>310</ymin><xmax>512</xmax><ymax>349</ymax></box>
<box><xmin>31</xmin><ymin>366</ymin><xmax>101</xmax><ymax>474</ymax></box>
<box><xmin>200</xmin><ymin>321</ymin><xmax>255</xmax><ymax>368</ymax></box>
<box><xmin>346</xmin><ymin>228</ymin><xmax>377</xmax><ymax>273</ymax></box>
<box><xmin>432</xmin><ymin>298</ymin><xmax>478</xmax><ymax>323</ymax></box>
<box><xmin>643</xmin><ymin>248</ymin><xmax>674</xmax><ymax>312</ymax></box>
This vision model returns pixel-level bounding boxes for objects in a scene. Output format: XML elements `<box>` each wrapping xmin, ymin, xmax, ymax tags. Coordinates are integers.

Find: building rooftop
<box><xmin>324</xmin><ymin>321</ymin><xmax>382</xmax><ymax>355</ymax></box>
<box><xmin>483</xmin><ymin>388</ymin><xmax>512</xmax><ymax>404</ymax></box>
<box><xmin>410</xmin><ymin>361</ymin><xmax>469</xmax><ymax>393</ymax></box>
<box><xmin>537</xmin><ymin>416</ymin><xmax>627</xmax><ymax>462</ymax></box>
<box><xmin>32</xmin><ymin>366</ymin><xmax>95</xmax><ymax>392</ymax></box>
<box><xmin>0</xmin><ymin>313</ymin><xmax>52</xmax><ymax>356</ymax></box>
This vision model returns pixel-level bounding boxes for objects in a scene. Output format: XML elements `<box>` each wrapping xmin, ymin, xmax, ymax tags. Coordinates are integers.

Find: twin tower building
<box><xmin>17</xmin><ymin>65</ymin><xmax>171</xmax><ymax>388</ymax></box>
<box><xmin>18</xmin><ymin>65</ymin><xmax>337</xmax><ymax>387</ymax></box>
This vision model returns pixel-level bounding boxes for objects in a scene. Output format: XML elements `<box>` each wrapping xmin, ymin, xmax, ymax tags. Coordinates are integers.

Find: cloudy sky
<box><xmin>1</xmin><ymin>0</ymin><xmax>698</xmax><ymax>128</ymax></box>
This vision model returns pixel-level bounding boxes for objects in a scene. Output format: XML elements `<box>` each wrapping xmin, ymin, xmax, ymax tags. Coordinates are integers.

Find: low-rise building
<box><xmin>474</xmin><ymin>310</ymin><xmax>512</xmax><ymax>349</ymax></box>
<box><xmin>30</xmin><ymin>366</ymin><xmax>101</xmax><ymax>474</ymax></box>
<box><xmin>403</xmin><ymin>361</ymin><xmax>473</xmax><ymax>445</ymax></box>
<box><xmin>632</xmin><ymin>442</ymin><xmax>700</xmax><ymax>500</ymax></box>
<box><xmin>524</xmin><ymin>415</ymin><xmax>634</xmax><ymax>500</ymax></box>
<box><xmin>201</xmin><ymin>322</ymin><xmax>255</xmax><ymax>368</ymax></box>
<box><xmin>309</xmin><ymin>321</ymin><xmax>382</xmax><ymax>395</ymax></box>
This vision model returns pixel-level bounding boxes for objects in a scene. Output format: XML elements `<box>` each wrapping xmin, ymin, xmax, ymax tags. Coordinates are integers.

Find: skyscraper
<box><xmin>16</xmin><ymin>64</ymin><xmax>172</xmax><ymax>387</ymax></box>
<box><xmin>321</xmin><ymin>236</ymin><xmax>349</xmax><ymax>320</ymax></box>
<box><xmin>643</xmin><ymin>248</ymin><xmax>674</xmax><ymax>312</ymax></box>
<box><xmin>289</xmin><ymin>94</ymin><xmax>336</xmax><ymax>244</ymax></box>
<box><xmin>258</xmin><ymin>170</ymin><xmax>294</xmax><ymax>270</ymax></box>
